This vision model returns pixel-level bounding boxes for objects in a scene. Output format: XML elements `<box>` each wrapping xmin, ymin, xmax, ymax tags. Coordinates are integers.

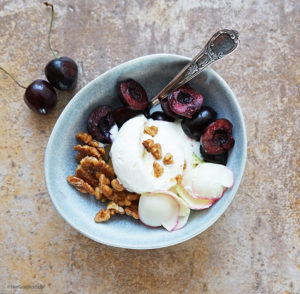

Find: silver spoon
<box><xmin>150</xmin><ymin>29</ymin><xmax>239</xmax><ymax>106</ymax></box>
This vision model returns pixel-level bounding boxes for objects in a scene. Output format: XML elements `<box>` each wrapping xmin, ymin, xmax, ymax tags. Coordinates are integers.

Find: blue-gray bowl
<box><xmin>44</xmin><ymin>54</ymin><xmax>247</xmax><ymax>249</ymax></box>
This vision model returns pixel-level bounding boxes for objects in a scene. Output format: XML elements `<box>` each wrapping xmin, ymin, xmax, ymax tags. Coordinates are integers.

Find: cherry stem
<box><xmin>0</xmin><ymin>66</ymin><xmax>26</xmax><ymax>89</ymax></box>
<box><xmin>43</xmin><ymin>2</ymin><xmax>58</xmax><ymax>59</ymax></box>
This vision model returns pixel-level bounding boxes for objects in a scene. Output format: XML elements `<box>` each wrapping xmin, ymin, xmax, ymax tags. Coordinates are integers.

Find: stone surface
<box><xmin>0</xmin><ymin>0</ymin><xmax>299</xmax><ymax>293</ymax></box>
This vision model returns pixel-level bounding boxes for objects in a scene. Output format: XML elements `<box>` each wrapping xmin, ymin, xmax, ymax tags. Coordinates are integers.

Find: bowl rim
<box><xmin>44</xmin><ymin>53</ymin><xmax>247</xmax><ymax>249</ymax></box>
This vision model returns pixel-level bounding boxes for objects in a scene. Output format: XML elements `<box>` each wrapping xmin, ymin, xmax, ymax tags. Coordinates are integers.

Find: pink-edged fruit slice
<box><xmin>153</xmin><ymin>190</ymin><xmax>191</xmax><ymax>231</ymax></box>
<box><xmin>182</xmin><ymin>163</ymin><xmax>234</xmax><ymax>200</ymax></box>
<box><xmin>176</xmin><ymin>185</ymin><xmax>215</xmax><ymax>210</ymax></box>
<box><xmin>138</xmin><ymin>192</ymin><xmax>180</xmax><ymax>231</ymax></box>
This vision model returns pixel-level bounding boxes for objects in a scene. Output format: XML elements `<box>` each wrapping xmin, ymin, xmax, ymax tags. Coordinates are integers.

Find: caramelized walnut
<box><xmin>94</xmin><ymin>209</ymin><xmax>111</xmax><ymax>222</ymax></box>
<box><xmin>163</xmin><ymin>152</ymin><xmax>174</xmax><ymax>165</ymax></box>
<box><xmin>142</xmin><ymin>139</ymin><xmax>162</xmax><ymax>160</ymax></box>
<box><xmin>67</xmin><ymin>176</ymin><xmax>95</xmax><ymax>195</ymax></box>
<box><xmin>111</xmin><ymin>179</ymin><xmax>124</xmax><ymax>191</ymax></box>
<box><xmin>76</xmin><ymin>132</ymin><xmax>105</xmax><ymax>154</ymax></box>
<box><xmin>74</xmin><ymin>144</ymin><xmax>102</xmax><ymax>162</ymax></box>
<box><xmin>153</xmin><ymin>161</ymin><xmax>164</xmax><ymax>178</ymax></box>
<box><xmin>144</xmin><ymin>125</ymin><xmax>158</xmax><ymax>137</ymax></box>
<box><xmin>125</xmin><ymin>203</ymin><xmax>139</xmax><ymax>219</ymax></box>
<box><xmin>151</xmin><ymin>143</ymin><xmax>162</xmax><ymax>160</ymax></box>
<box><xmin>142</xmin><ymin>139</ymin><xmax>154</xmax><ymax>152</ymax></box>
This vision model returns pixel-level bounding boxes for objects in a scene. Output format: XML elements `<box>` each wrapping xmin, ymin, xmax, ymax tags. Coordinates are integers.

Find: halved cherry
<box><xmin>87</xmin><ymin>106</ymin><xmax>115</xmax><ymax>143</ymax></box>
<box><xmin>168</xmin><ymin>85</ymin><xmax>203</xmax><ymax>118</ymax></box>
<box><xmin>119</xmin><ymin>79</ymin><xmax>148</xmax><ymax>110</ymax></box>
<box><xmin>200</xmin><ymin>119</ymin><xmax>234</xmax><ymax>155</ymax></box>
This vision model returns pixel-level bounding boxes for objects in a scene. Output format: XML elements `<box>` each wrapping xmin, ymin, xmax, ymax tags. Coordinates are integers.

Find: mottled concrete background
<box><xmin>0</xmin><ymin>0</ymin><xmax>299</xmax><ymax>293</ymax></box>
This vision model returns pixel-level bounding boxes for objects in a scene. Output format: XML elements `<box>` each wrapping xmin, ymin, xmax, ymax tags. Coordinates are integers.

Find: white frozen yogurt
<box><xmin>110</xmin><ymin>115</ymin><xmax>200</xmax><ymax>193</ymax></box>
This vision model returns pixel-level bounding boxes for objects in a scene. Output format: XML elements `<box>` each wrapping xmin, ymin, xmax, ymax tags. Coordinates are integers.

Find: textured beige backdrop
<box><xmin>0</xmin><ymin>0</ymin><xmax>299</xmax><ymax>293</ymax></box>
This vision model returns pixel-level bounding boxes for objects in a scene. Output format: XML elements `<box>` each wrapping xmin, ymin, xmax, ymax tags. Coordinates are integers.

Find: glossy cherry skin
<box><xmin>45</xmin><ymin>56</ymin><xmax>78</xmax><ymax>91</ymax></box>
<box><xmin>113</xmin><ymin>106</ymin><xmax>146</xmax><ymax>128</ymax></box>
<box><xmin>200</xmin><ymin>145</ymin><xmax>228</xmax><ymax>165</ymax></box>
<box><xmin>160</xmin><ymin>98</ymin><xmax>181</xmax><ymax>119</ymax></box>
<box><xmin>181</xmin><ymin>106</ymin><xmax>217</xmax><ymax>140</ymax></box>
<box><xmin>150</xmin><ymin>111</ymin><xmax>175</xmax><ymax>122</ymax></box>
<box><xmin>24</xmin><ymin>79</ymin><xmax>57</xmax><ymax>115</ymax></box>
<box><xmin>200</xmin><ymin>119</ymin><xmax>235</xmax><ymax>155</ymax></box>
<box><xmin>87</xmin><ymin>106</ymin><xmax>115</xmax><ymax>143</ymax></box>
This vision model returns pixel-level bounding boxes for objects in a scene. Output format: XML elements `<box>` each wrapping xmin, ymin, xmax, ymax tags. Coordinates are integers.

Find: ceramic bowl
<box><xmin>44</xmin><ymin>54</ymin><xmax>247</xmax><ymax>249</ymax></box>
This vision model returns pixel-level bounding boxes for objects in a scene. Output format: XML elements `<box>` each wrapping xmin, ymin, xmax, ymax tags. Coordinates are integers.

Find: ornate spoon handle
<box><xmin>150</xmin><ymin>29</ymin><xmax>239</xmax><ymax>106</ymax></box>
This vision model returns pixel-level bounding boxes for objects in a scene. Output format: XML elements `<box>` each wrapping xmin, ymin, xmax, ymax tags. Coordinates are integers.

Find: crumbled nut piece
<box><xmin>101</xmin><ymin>184</ymin><xmax>113</xmax><ymax>198</ymax></box>
<box><xmin>153</xmin><ymin>161</ymin><xmax>164</xmax><ymax>178</ymax></box>
<box><xmin>111</xmin><ymin>179</ymin><xmax>124</xmax><ymax>191</ymax></box>
<box><xmin>144</xmin><ymin>125</ymin><xmax>158</xmax><ymax>137</ymax></box>
<box><xmin>94</xmin><ymin>201</ymin><xmax>126</xmax><ymax>223</ymax></box>
<box><xmin>126</xmin><ymin>193</ymin><xmax>140</xmax><ymax>201</ymax></box>
<box><xmin>125</xmin><ymin>204</ymin><xmax>139</xmax><ymax>219</ymax></box>
<box><xmin>76</xmin><ymin>132</ymin><xmax>105</xmax><ymax>154</ymax></box>
<box><xmin>80</xmin><ymin>156</ymin><xmax>115</xmax><ymax>179</ymax></box>
<box><xmin>175</xmin><ymin>174</ymin><xmax>182</xmax><ymax>185</ymax></box>
<box><xmin>75</xmin><ymin>165</ymin><xmax>99</xmax><ymax>187</ymax></box>
<box><xmin>143</xmin><ymin>139</ymin><xmax>162</xmax><ymax>160</ymax></box>
<box><xmin>67</xmin><ymin>176</ymin><xmax>95</xmax><ymax>195</ymax></box>
<box><xmin>106</xmin><ymin>190</ymin><xmax>132</xmax><ymax>207</ymax></box>
<box><xmin>183</xmin><ymin>160</ymin><xmax>187</xmax><ymax>170</ymax></box>
<box><xmin>94</xmin><ymin>209</ymin><xmax>111</xmax><ymax>222</ymax></box>
<box><xmin>95</xmin><ymin>187</ymin><xmax>106</xmax><ymax>201</ymax></box>
<box><xmin>74</xmin><ymin>145</ymin><xmax>102</xmax><ymax>162</ymax></box>
<box><xmin>142</xmin><ymin>139</ymin><xmax>154</xmax><ymax>152</ymax></box>
<box><xmin>107</xmin><ymin>201</ymin><xmax>125</xmax><ymax>214</ymax></box>
<box><xmin>163</xmin><ymin>152</ymin><xmax>174</xmax><ymax>165</ymax></box>
<box><xmin>68</xmin><ymin>132</ymin><xmax>142</xmax><ymax>224</ymax></box>
<box><xmin>151</xmin><ymin>143</ymin><xmax>162</xmax><ymax>160</ymax></box>
<box><xmin>98</xmin><ymin>173</ymin><xmax>110</xmax><ymax>185</ymax></box>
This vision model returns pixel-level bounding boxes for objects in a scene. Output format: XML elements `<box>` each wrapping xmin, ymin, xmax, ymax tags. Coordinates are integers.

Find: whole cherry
<box><xmin>0</xmin><ymin>67</ymin><xmax>57</xmax><ymax>115</ymax></box>
<box><xmin>181</xmin><ymin>106</ymin><xmax>217</xmax><ymax>140</ymax></box>
<box><xmin>43</xmin><ymin>2</ymin><xmax>78</xmax><ymax>91</ymax></box>
<box><xmin>24</xmin><ymin>79</ymin><xmax>57</xmax><ymax>114</ymax></box>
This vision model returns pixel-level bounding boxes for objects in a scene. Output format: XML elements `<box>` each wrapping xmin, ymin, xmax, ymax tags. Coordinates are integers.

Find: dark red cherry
<box><xmin>87</xmin><ymin>106</ymin><xmax>115</xmax><ymax>144</ymax></box>
<box><xmin>168</xmin><ymin>85</ymin><xmax>203</xmax><ymax>118</ymax></box>
<box><xmin>113</xmin><ymin>106</ymin><xmax>146</xmax><ymax>128</ymax></box>
<box><xmin>201</xmin><ymin>119</ymin><xmax>235</xmax><ymax>155</ymax></box>
<box><xmin>45</xmin><ymin>56</ymin><xmax>78</xmax><ymax>91</ymax></box>
<box><xmin>150</xmin><ymin>111</ymin><xmax>175</xmax><ymax>122</ymax></box>
<box><xmin>181</xmin><ymin>106</ymin><xmax>217</xmax><ymax>140</ymax></box>
<box><xmin>200</xmin><ymin>145</ymin><xmax>228</xmax><ymax>165</ymax></box>
<box><xmin>24</xmin><ymin>79</ymin><xmax>57</xmax><ymax>115</ymax></box>
<box><xmin>119</xmin><ymin>79</ymin><xmax>148</xmax><ymax>110</ymax></box>
<box><xmin>160</xmin><ymin>98</ymin><xmax>181</xmax><ymax>119</ymax></box>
